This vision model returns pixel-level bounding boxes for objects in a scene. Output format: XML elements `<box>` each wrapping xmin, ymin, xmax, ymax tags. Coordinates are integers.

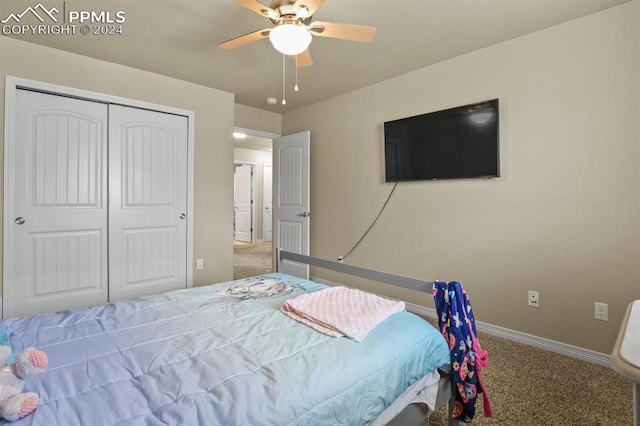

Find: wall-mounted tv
<box><xmin>384</xmin><ymin>99</ymin><xmax>500</xmax><ymax>182</ymax></box>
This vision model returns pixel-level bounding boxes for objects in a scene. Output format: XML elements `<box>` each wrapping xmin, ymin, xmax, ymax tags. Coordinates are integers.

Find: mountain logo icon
<box><xmin>1</xmin><ymin>3</ymin><xmax>59</xmax><ymax>24</ymax></box>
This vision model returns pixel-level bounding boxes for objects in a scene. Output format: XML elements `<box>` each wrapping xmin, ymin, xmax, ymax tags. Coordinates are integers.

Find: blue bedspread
<box><xmin>0</xmin><ymin>274</ymin><xmax>450</xmax><ymax>425</ymax></box>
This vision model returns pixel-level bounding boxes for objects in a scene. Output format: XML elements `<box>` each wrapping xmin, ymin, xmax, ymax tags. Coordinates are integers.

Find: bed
<box><xmin>0</xmin><ymin>251</ymin><xmax>454</xmax><ymax>425</ymax></box>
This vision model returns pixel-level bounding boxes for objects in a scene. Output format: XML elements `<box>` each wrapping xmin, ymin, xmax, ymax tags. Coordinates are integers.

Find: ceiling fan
<box><xmin>218</xmin><ymin>0</ymin><xmax>376</xmax><ymax>68</ymax></box>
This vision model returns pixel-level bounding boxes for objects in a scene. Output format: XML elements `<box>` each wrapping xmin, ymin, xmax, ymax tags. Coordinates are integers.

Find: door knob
<box><xmin>179</xmin><ymin>213</ymin><xmax>186</xmax><ymax>219</ymax></box>
<box><xmin>15</xmin><ymin>217</ymin><xmax>25</xmax><ymax>225</ymax></box>
<box><xmin>297</xmin><ymin>212</ymin><xmax>310</xmax><ymax>218</ymax></box>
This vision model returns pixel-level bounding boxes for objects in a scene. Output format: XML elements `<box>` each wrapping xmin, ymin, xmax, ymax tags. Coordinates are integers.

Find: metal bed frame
<box><xmin>276</xmin><ymin>249</ymin><xmax>455</xmax><ymax>426</ymax></box>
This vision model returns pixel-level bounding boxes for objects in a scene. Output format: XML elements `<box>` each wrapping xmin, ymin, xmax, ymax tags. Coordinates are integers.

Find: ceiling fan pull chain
<box><xmin>294</xmin><ymin>63</ymin><xmax>300</xmax><ymax>92</ymax></box>
<box><xmin>282</xmin><ymin>54</ymin><xmax>287</xmax><ymax>105</ymax></box>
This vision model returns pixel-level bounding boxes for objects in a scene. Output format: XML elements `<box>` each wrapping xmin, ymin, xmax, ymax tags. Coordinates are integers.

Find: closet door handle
<box><xmin>179</xmin><ymin>213</ymin><xmax>186</xmax><ymax>220</ymax></box>
<box><xmin>15</xmin><ymin>217</ymin><xmax>25</xmax><ymax>225</ymax></box>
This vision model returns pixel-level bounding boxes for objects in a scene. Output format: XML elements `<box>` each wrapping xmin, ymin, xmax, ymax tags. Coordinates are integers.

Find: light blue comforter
<box><xmin>0</xmin><ymin>274</ymin><xmax>450</xmax><ymax>425</ymax></box>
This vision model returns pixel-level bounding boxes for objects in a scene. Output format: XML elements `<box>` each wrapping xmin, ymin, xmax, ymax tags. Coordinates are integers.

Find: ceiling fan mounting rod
<box><xmin>268</xmin><ymin>0</ymin><xmax>298</xmax><ymax>12</ymax></box>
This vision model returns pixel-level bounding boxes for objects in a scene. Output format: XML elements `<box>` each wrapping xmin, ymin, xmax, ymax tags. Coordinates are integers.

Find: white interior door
<box><xmin>108</xmin><ymin>105</ymin><xmax>188</xmax><ymax>302</ymax></box>
<box><xmin>273</xmin><ymin>131</ymin><xmax>310</xmax><ymax>278</ymax></box>
<box><xmin>234</xmin><ymin>163</ymin><xmax>253</xmax><ymax>243</ymax></box>
<box><xmin>5</xmin><ymin>89</ymin><xmax>109</xmax><ymax>318</ymax></box>
<box><xmin>263</xmin><ymin>164</ymin><xmax>273</xmax><ymax>242</ymax></box>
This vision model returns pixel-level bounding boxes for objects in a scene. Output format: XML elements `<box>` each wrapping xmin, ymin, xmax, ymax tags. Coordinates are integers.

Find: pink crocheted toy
<box><xmin>0</xmin><ymin>346</ymin><xmax>48</xmax><ymax>421</ymax></box>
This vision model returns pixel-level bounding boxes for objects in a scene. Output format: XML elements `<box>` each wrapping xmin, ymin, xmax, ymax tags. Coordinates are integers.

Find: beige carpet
<box><xmin>232</xmin><ymin>243</ymin><xmax>634</xmax><ymax>424</ymax></box>
<box><xmin>233</xmin><ymin>241</ymin><xmax>273</xmax><ymax>279</ymax></box>
<box><xmin>427</xmin><ymin>327</ymin><xmax>633</xmax><ymax>425</ymax></box>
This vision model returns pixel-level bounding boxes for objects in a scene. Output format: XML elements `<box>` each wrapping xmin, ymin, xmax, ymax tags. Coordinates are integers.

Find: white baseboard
<box><xmin>404</xmin><ymin>302</ymin><xmax>611</xmax><ymax>367</ymax></box>
<box><xmin>311</xmin><ymin>276</ymin><xmax>611</xmax><ymax>367</ymax></box>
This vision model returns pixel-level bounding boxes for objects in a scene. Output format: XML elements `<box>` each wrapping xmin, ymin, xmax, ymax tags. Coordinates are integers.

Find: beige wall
<box><xmin>282</xmin><ymin>3</ymin><xmax>640</xmax><ymax>354</ymax></box>
<box><xmin>0</xmin><ymin>37</ymin><xmax>236</xmax><ymax>290</ymax></box>
<box><xmin>234</xmin><ymin>103</ymin><xmax>282</xmax><ymax>136</ymax></box>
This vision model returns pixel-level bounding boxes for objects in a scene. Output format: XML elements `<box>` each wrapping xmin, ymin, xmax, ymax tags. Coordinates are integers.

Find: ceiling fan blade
<box><xmin>309</xmin><ymin>21</ymin><xmax>376</xmax><ymax>42</ymax></box>
<box><xmin>293</xmin><ymin>0</ymin><xmax>324</xmax><ymax>17</ymax></box>
<box><xmin>234</xmin><ymin>0</ymin><xmax>278</xmax><ymax>18</ymax></box>
<box><xmin>295</xmin><ymin>49</ymin><xmax>313</xmax><ymax>68</ymax></box>
<box><xmin>218</xmin><ymin>28</ymin><xmax>271</xmax><ymax>50</ymax></box>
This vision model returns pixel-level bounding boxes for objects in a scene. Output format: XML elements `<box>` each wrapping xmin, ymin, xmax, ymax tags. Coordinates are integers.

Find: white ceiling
<box><xmin>0</xmin><ymin>0</ymin><xmax>631</xmax><ymax>113</ymax></box>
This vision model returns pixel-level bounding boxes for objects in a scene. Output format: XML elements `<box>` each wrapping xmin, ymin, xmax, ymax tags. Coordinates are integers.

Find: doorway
<box><xmin>233</xmin><ymin>128</ymin><xmax>275</xmax><ymax>279</ymax></box>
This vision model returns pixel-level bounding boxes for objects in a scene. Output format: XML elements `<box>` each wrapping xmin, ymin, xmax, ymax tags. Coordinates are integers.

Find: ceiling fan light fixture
<box><xmin>269</xmin><ymin>24</ymin><xmax>312</xmax><ymax>55</ymax></box>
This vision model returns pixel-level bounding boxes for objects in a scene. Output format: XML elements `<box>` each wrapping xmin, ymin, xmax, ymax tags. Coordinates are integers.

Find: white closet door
<box><xmin>6</xmin><ymin>90</ymin><xmax>109</xmax><ymax>317</ymax></box>
<box><xmin>108</xmin><ymin>105</ymin><xmax>188</xmax><ymax>301</ymax></box>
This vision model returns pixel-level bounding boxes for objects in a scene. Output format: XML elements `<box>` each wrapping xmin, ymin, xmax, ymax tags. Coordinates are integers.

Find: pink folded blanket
<box><xmin>281</xmin><ymin>286</ymin><xmax>405</xmax><ymax>342</ymax></box>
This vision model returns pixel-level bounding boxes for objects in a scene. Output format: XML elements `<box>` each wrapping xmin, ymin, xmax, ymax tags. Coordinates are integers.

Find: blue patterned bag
<box><xmin>433</xmin><ymin>281</ymin><xmax>492</xmax><ymax>422</ymax></box>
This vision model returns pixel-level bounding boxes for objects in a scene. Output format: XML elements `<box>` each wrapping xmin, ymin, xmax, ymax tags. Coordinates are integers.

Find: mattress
<box><xmin>0</xmin><ymin>273</ymin><xmax>450</xmax><ymax>425</ymax></box>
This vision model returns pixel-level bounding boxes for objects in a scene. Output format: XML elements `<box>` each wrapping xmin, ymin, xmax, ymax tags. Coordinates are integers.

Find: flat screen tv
<box><xmin>384</xmin><ymin>99</ymin><xmax>499</xmax><ymax>182</ymax></box>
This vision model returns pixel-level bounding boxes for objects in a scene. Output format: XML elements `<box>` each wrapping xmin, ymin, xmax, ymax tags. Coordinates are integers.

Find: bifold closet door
<box><xmin>7</xmin><ymin>89</ymin><xmax>109</xmax><ymax>318</ymax></box>
<box><xmin>108</xmin><ymin>105</ymin><xmax>188</xmax><ymax>302</ymax></box>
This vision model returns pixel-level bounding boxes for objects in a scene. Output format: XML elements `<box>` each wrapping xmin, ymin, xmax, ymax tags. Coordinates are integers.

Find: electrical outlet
<box><xmin>196</xmin><ymin>259</ymin><xmax>204</xmax><ymax>270</ymax></box>
<box><xmin>595</xmin><ymin>302</ymin><xmax>608</xmax><ymax>321</ymax></box>
<box><xmin>528</xmin><ymin>290</ymin><xmax>539</xmax><ymax>308</ymax></box>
